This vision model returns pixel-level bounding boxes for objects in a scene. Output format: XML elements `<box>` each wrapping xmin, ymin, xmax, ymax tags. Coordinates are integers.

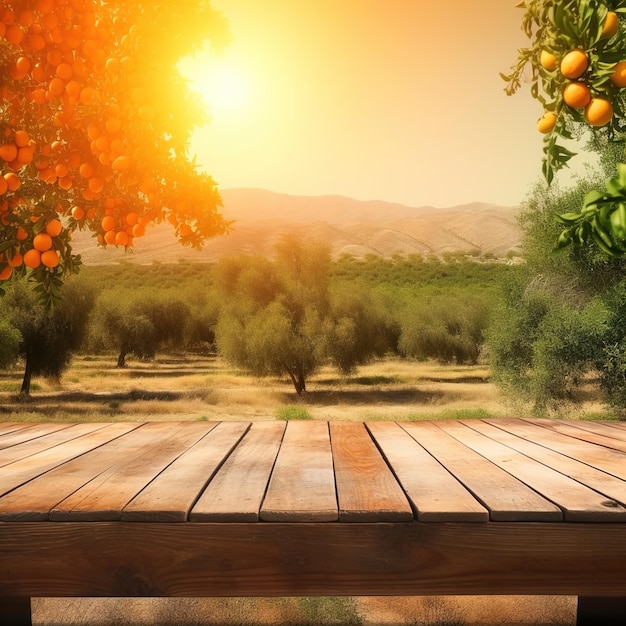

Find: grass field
<box><xmin>0</xmin><ymin>352</ymin><xmax>614</xmax><ymax>423</ymax></box>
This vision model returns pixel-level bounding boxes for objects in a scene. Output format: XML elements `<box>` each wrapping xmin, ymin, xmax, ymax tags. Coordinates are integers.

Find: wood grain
<box><xmin>261</xmin><ymin>421</ymin><xmax>337</xmax><ymax>521</ymax></box>
<box><xmin>190</xmin><ymin>421</ymin><xmax>286</xmax><ymax>522</ymax></box>
<box><xmin>330</xmin><ymin>422</ymin><xmax>413</xmax><ymax>522</ymax></box>
<box><xmin>123</xmin><ymin>422</ymin><xmax>249</xmax><ymax>522</ymax></box>
<box><xmin>49</xmin><ymin>422</ymin><xmax>211</xmax><ymax>521</ymax></box>
<box><xmin>1</xmin><ymin>521</ymin><xmax>626</xmax><ymax>597</ymax></box>
<box><xmin>438</xmin><ymin>420</ymin><xmax>626</xmax><ymax>521</ymax></box>
<box><xmin>367</xmin><ymin>421</ymin><xmax>489</xmax><ymax>521</ymax></box>
<box><xmin>401</xmin><ymin>421</ymin><xmax>562</xmax><ymax>521</ymax></box>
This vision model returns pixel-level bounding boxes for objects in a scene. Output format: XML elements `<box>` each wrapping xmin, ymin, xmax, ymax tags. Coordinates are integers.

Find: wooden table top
<box><xmin>1</xmin><ymin>418</ymin><xmax>626</xmax><ymax>524</ymax></box>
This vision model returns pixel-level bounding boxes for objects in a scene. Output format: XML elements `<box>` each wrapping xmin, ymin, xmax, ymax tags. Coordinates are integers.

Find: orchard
<box><xmin>0</xmin><ymin>0</ymin><xmax>230</xmax><ymax>305</ymax></box>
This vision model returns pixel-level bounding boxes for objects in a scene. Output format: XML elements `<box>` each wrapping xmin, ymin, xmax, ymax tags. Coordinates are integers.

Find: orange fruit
<box><xmin>33</xmin><ymin>232</ymin><xmax>53</xmax><ymax>251</ymax></box>
<box><xmin>23</xmin><ymin>249</ymin><xmax>41</xmax><ymax>269</ymax></box>
<box><xmin>0</xmin><ymin>143</ymin><xmax>18</xmax><ymax>162</ymax></box>
<box><xmin>8</xmin><ymin>252</ymin><xmax>22</xmax><ymax>267</ymax></box>
<box><xmin>540</xmin><ymin>50</ymin><xmax>558</xmax><ymax>71</ymax></box>
<box><xmin>14</xmin><ymin>130</ymin><xmax>29</xmax><ymax>147</ymax></box>
<box><xmin>45</xmin><ymin>218</ymin><xmax>63</xmax><ymax>237</ymax></box>
<box><xmin>132</xmin><ymin>222</ymin><xmax>145</xmax><ymax>238</ymax></box>
<box><xmin>0</xmin><ymin>177</ymin><xmax>7</xmax><ymax>195</ymax></box>
<box><xmin>4</xmin><ymin>172</ymin><xmax>20</xmax><ymax>191</ymax></box>
<box><xmin>101</xmin><ymin>215</ymin><xmax>116</xmax><ymax>231</ymax></box>
<box><xmin>560</xmin><ymin>49</ymin><xmax>589</xmax><ymax>79</ymax></box>
<box><xmin>0</xmin><ymin>265</ymin><xmax>12</xmax><ymax>281</ymax></box>
<box><xmin>79</xmin><ymin>162</ymin><xmax>95</xmax><ymax>178</ymax></box>
<box><xmin>104</xmin><ymin>230</ymin><xmax>116</xmax><ymax>245</ymax></box>
<box><xmin>115</xmin><ymin>231</ymin><xmax>129</xmax><ymax>247</ymax></box>
<box><xmin>601</xmin><ymin>11</ymin><xmax>619</xmax><ymax>39</ymax></box>
<box><xmin>88</xmin><ymin>176</ymin><xmax>104</xmax><ymax>193</ymax></box>
<box><xmin>111</xmin><ymin>155</ymin><xmax>130</xmax><ymax>171</ymax></box>
<box><xmin>537</xmin><ymin>111</ymin><xmax>557</xmax><ymax>134</ymax></box>
<box><xmin>71</xmin><ymin>205</ymin><xmax>85</xmax><ymax>220</ymax></box>
<box><xmin>16</xmin><ymin>225</ymin><xmax>28</xmax><ymax>240</ymax></box>
<box><xmin>41</xmin><ymin>250</ymin><xmax>59</xmax><ymax>268</ymax></box>
<box><xmin>611</xmin><ymin>61</ymin><xmax>626</xmax><ymax>88</ymax></box>
<box><xmin>585</xmin><ymin>98</ymin><xmax>613</xmax><ymax>126</ymax></box>
<box><xmin>125</xmin><ymin>211</ymin><xmax>139</xmax><ymax>226</ymax></box>
<box><xmin>17</xmin><ymin>146</ymin><xmax>34</xmax><ymax>165</ymax></box>
<box><xmin>563</xmin><ymin>82</ymin><xmax>591</xmax><ymax>108</ymax></box>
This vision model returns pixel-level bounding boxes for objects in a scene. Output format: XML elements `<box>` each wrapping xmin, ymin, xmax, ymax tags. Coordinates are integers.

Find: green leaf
<box><xmin>555</xmin><ymin>211</ymin><xmax>585</xmax><ymax>224</ymax></box>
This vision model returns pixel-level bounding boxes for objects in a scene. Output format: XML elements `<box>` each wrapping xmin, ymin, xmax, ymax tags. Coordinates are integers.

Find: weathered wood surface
<box><xmin>1</xmin><ymin>418</ymin><xmax>626</xmax><ymax>523</ymax></box>
<box><xmin>1</xmin><ymin>418</ymin><xmax>626</xmax><ymax>600</ymax></box>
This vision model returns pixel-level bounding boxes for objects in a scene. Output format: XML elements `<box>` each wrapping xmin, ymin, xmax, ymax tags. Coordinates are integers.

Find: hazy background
<box><xmin>180</xmin><ymin>0</ymin><xmax>580</xmax><ymax>209</ymax></box>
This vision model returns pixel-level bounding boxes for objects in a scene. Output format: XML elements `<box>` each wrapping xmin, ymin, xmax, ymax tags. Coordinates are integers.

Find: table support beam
<box><xmin>577</xmin><ymin>596</ymin><xmax>626</xmax><ymax>625</ymax></box>
<box><xmin>0</xmin><ymin>597</ymin><xmax>31</xmax><ymax>626</ymax></box>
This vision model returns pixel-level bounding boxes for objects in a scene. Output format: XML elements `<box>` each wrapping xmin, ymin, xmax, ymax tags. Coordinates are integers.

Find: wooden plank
<box><xmin>465</xmin><ymin>420</ymin><xmax>626</xmax><ymax>508</ymax></box>
<box><xmin>190</xmin><ymin>421</ymin><xmax>286</xmax><ymax>522</ymax></box>
<box><xmin>1</xmin><ymin>521</ymin><xmax>626</xmax><ymax>597</ymax></box>
<box><xmin>50</xmin><ymin>422</ymin><xmax>213</xmax><ymax>521</ymax></box>
<box><xmin>0</xmin><ymin>423</ymin><xmax>73</xmax><ymax>451</ymax></box>
<box><xmin>486</xmin><ymin>418</ymin><xmax>626</xmax><ymax>481</ymax></box>
<box><xmin>567</xmin><ymin>420</ymin><xmax>626</xmax><ymax>445</ymax></box>
<box><xmin>0</xmin><ymin>422</ymin><xmax>106</xmax><ymax>468</ymax></box>
<box><xmin>401</xmin><ymin>421</ymin><xmax>562</xmax><ymax>521</ymax></box>
<box><xmin>367</xmin><ymin>421</ymin><xmax>488</xmax><ymax>522</ymax></box>
<box><xmin>261</xmin><ymin>421</ymin><xmax>337</xmax><ymax>522</ymax></box>
<box><xmin>530</xmin><ymin>418</ymin><xmax>626</xmax><ymax>454</ymax></box>
<box><xmin>330</xmin><ymin>422</ymin><xmax>413</xmax><ymax>522</ymax></box>
<box><xmin>0</xmin><ymin>422</ymin><xmax>41</xmax><ymax>440</ymax></box>
<box><xmin>0</xmin><ymin>423</ymin><xmax>175</xmax><ymax>521</ymax></box>
<box><xmin>122</xmin><ymin>422</ymin><xmax>250</xmax><ymax>522</ymax></box>
<box><xmin>0</xmin><ymin>423</ymin><xmax>136</xmax><ymax>497</ymax></box>
<box><xmin>438</xmin><ymin>420</ymin><xmax>626</xmax><ymax>522</ymax></box>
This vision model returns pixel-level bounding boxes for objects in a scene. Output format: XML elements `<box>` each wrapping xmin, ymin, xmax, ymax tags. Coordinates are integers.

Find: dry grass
<box><xmin>0</xmin><ymin>353</ymin><xmax>612</xmax><ymax>424</ymax></box>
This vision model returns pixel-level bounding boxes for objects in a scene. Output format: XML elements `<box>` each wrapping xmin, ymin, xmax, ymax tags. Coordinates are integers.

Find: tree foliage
<box><xmin>89</xmin><ymin>289</ymin><xmax>191</xmax><ymax>367</ymax></box>
<box><xmin>214</xmin><ymin>236</ymin><xmax>396</xmax><ymax>394</ymax></box>
<box><xmin>0</xmin><ymin>275</ymin><xmax>95</xmax><ymax>394</ymax></box>
<box><xmin>0</xmin><ymin>0</ymin><xmax>230</xmax><ymax>306</ymax></box>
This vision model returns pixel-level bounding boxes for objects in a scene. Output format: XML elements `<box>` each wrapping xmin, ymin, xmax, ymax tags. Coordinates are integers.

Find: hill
<box><xmin>69</xmin><ymin>188</ymin><xmax>523</xmax><ymax>265</ymax></box>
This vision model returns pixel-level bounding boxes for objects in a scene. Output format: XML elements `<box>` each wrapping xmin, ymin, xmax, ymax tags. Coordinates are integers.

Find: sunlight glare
<box><xmin>181</xmin><ymin>55</ymin><xmax>253</xmax><ymax>120</ymax></box>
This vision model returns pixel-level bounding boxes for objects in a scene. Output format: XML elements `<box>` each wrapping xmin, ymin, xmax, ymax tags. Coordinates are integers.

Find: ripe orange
<box><xmin>4</xmin><ymin>172</ymin><xmax>20</xmax><ymax>191</ymax></box>
<box><xmin>71</xmin><ymin>205</ymin><xmax>85</xmax><ymax>220</ymax></box>
<box><xmin>17</xmin><ymin>146</ymin><xmax>34</xmax><ymax>165</ymax></box>
<box><xmin>0</xmin><ymin>177</ymin><xmax>7</xmax><ymax>195</ymax></box>
<box><xmin>0</xmin><ymin>143</ymin><xmax>18</xmax><ymax>162</ymax></box>
<box><xmin>101</xmin><ymin>215</ymin><xmax>116</xmax><ymax>231</ymax></box>
<box><xmin>125</xmin><ymin>211</ymin><xmax>139</xmax><ymax>226</ymax></box>
<box><xmin>560</xmin><ymin>49</ymin><xmax>589</xmax><ymax>79</ymax></box>
<box><xmin>611</xmin><ymin>61</ymin><xmax>626</xmax><ymax>88</ymax></box>
<box><xmin>14</xmin><ymin>130</ymin><xmax>29</xmax><ymax>147</ymax></box>
<box><xmin>601</xmin><ymin>11</ymin><xmax>619</xmax><ymax>39</ymax></box>
<box><xmin>585</xmin><ymin>98</ymin><xmax>613</xmax><ymax>126</ymax></box>
<box><xmin>537</xmin><ymin>111</ymin><xmax>557</xmax><ymax>134</ymax></box>
<box><xmin>563</xmin><ymin>82</ymin><xmax>591</xmax><ymax>108</ymax></box>
<box><xmin>16</xmin><ymin>225</ymin><xmax>28</xmax><ymax>240</ymax></box>
<box><xmin>104</xmin><ymin>230</ymin><xmax>116</xmax><ymax>245</ymax></box>
<box><xmin>540</xmin><ymin>50</ymin><xmax>558</xmax><ymax>71</ymax></box>
<box><xmin>115</xmin><ymin>231</ymin><xmax>129</xmax><ymax>247</ymax></box>
<box><xmin>8</xmin><ymin>252</ymin><xmax>22</xmax><ymax>267</ymax></box>
<box><xmin>0</xmin><ymin>265</ymin><xmax>12</xmax><ymax>281</ymax></box>
<box><xmin>45</xmin><ymin>218</ymin><xmax>63</xmax><ymax>237</ymax></box>
<box><xmin>132</xmin><ymin>222</ymin><xmax>145</xmax><ymax>238</ymax></box>
<box><xmin>111</xmin><ymin>155</ymin><xmax>130</xmax><ymax>171</ymax></box>
<box><xmin>23</xmin><ymin>249</ymin><xmax>41</xmax><ymax>269</ymax></box>
<box><xmin>41</xmin><ymin>250</ymin><xmax>59</xmax><ymax>268</ymax></box>
<box><xmin>33</xmin><ymin>232</ymin><xmax>53</xmax><ymax>252</ymax></box>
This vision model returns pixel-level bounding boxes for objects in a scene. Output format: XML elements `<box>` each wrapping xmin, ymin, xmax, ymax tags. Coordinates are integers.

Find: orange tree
<box><xmin>0</xmin><ymin>0</ymin><xmax>230</xmax><ymax>306</ymax></box>
<box><xmin>504</xmin><ymin>0</ymin><xmax>626</xmax><ymax>256</ymax></box>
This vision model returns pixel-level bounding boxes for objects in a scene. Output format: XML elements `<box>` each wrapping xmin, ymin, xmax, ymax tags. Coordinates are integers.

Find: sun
<box><xmin>180</xmin><ymin>55</ymin><xmax>253</xmax><ymax>120</ymax></box>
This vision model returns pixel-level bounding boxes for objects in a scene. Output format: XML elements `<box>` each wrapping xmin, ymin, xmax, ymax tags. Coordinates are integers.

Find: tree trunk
<box><xmin>117</xmin><ymin>350</ymin><xmax>127</xmax><ymax>368</ymax></box>
<box><xmin>287</xmin><ymin>369</ymin><xmax>306</xmax><ymax>395</ymax></box>
<box><xmin>20</xmin><ymin>356</ymin><xmax>32</xmax><ymax>396</ymax></box>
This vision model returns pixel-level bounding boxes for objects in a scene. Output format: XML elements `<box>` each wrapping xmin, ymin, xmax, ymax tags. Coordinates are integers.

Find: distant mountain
<box><xmin>69</xmin><ymin>188</ymin><xmax>523</xmax><ymax>265</ymax></box>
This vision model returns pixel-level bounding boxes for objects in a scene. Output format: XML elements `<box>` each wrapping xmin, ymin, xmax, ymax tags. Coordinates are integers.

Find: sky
<box><xmin>180</xmin><ymin>0</ymin><xmax>573</xmax><ymax>209</ymax></box>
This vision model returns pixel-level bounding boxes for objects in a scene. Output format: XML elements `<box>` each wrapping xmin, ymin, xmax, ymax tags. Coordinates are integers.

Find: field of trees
<box><xmin>0</xmin><ymin>240</ymin><xmax>621</xmax><ymax>423</ymax></box>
